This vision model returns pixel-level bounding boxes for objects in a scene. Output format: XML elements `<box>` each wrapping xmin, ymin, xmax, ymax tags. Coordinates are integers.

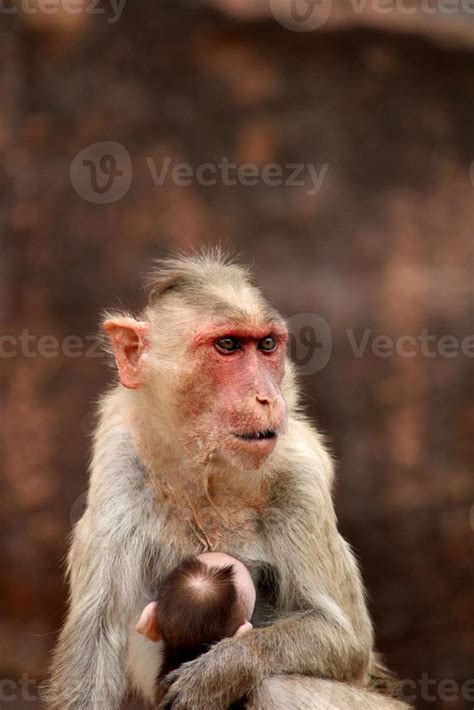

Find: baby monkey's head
<box><xmin>137</xmin><ymin>552</ymin><xmax>255</xmax><ymax>661</ymax></box>
<box><xmin>157</xmin><ymin>553</ymin><xmax>255</xmax><ymax>651</ymax></box>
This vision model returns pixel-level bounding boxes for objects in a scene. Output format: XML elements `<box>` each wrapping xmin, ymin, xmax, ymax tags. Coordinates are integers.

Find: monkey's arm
<box><xmin>240</xmin><ymin>423</ymin><xmax>374</xmax><ymax>681</ymax></box>
<box><xmin>235</xmin><ymin>560</ymin><xmax>371</xmax><ymax>682</ymax></box>
<box><xmin>238</xmin><ymin>500</ymin><xmax>373</xmax><ymax>682</ymax></box>
<box><xmin>162</xmin><ymin>533</ymin><xmax>371</xmax><ymax>710</ymax></box>
<box><xmin>46</xmin><ymin>507</ymin><xmax>147</xmax><ymax>710</ymax></box>
<box><xmin>162</xmin><ymin>604</ymin><xmax>367</xmax><ymax>710</ymax></box>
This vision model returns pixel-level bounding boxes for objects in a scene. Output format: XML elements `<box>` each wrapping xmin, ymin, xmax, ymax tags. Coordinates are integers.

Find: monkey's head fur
<box><xmin>103</xmin><ymin>250</ymin><xmax>298</xmax><ymax>471</ymax></box>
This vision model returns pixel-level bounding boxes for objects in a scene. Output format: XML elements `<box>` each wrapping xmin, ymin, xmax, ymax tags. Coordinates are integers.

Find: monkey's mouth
<box><xmin>234</xmin><ymin>429</ymin><xmax>277</xmax><ymax>442</ymax></box>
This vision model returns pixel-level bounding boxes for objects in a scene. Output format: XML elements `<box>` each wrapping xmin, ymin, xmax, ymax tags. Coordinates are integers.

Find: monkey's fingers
<box><xmin>161</xmin><ymin>667</ymin><xmax>181</xmax><ymax>690</ymax></box>
<box><xmin>160</xmin><ymin>685</ymin><xmax>187</xmax><ymax>710</ymax></box>
<box><xmin>159</xmin><ymin>669</ymin><xmax>181</xmax><ymax>708</ymax></box>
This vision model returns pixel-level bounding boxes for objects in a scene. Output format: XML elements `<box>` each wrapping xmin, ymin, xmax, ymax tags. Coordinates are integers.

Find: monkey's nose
<box><xmin>256</xmin><ymin>394</ymin><xmax>271</xmax><ymax>406</ymax></box>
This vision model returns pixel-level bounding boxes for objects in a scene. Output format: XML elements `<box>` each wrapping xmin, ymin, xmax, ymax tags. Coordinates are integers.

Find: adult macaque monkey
<box><xmin>47</xmin><ymin>252</ymin><xmax>409</xmax><ymax>709</ymax></box>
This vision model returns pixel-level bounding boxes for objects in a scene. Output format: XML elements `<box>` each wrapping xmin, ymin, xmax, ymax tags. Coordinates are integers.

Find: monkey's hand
<box><xmin>160</xmin><ymin>637</ymin><xmax>263</xmax><ymax>709</ymax></box>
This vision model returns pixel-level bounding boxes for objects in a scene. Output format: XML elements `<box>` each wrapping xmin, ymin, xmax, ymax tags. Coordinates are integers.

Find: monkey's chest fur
<box><xmin>160</xmin><ymin>485</ymin><xmax>267</xmax><ymax>557</ymax></box>
<box><xmin>149</xmin><ymin>476</ymin><xmax>277</xmax><ymax>624</ymax></box>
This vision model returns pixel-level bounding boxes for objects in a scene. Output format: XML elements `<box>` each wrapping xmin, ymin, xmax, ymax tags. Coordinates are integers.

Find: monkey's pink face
<box><xmin>104</xmin><ymin>315</ymin><xmax>288</xmax><ymax>471</ymax></box>
<box><xmin>177</xmin><ymin>322</ymin><xmax>288</xmax><ymax>470</ymax></box>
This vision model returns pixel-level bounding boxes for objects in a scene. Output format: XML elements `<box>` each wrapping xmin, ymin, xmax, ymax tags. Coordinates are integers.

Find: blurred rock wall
<box><xmin>1</xmin><ymin>2</ymin><xmax>473</xmax><ymax>707</ymax></box>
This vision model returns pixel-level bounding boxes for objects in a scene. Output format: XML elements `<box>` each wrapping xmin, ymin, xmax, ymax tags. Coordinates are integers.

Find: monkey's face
<box><xmin>104</xmin><ymin>310</ymin><xmax>288</xmax><ymax>471</ymax></box>
<box><xmin>174</xmin><ymin>320</ymin><xmax>288</xmax><ymax>470</ymax></box>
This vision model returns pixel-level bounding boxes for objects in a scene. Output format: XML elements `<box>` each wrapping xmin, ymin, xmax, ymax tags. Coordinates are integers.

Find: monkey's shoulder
<box><xmin>268</xmin><ymin>416</ymin><xmax>335</xmax><ymax>497</ymax></box>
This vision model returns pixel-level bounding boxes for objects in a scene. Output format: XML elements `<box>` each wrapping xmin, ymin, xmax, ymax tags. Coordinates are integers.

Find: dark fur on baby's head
<box><xmin>156</xmin><ymin>556</ymin><xmax>243</xmax><ymax>679</ymax></box>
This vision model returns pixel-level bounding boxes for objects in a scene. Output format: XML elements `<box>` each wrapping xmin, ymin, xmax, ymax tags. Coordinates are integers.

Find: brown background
<box><xmin>1</xmin><ymin>1</ymin><xmax>473</xmax><ymax>708</ymax></box>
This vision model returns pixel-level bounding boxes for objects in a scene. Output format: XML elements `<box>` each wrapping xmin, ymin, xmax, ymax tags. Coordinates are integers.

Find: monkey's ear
<box><xmin>103</xmin><ymin>317</ymin><xmax>150</xmax><ymax>389</ymax></box>
<box><xmin>136</xmin><ymin>602</ymin><xmax>161</xmax><ymax>642</ymax></box>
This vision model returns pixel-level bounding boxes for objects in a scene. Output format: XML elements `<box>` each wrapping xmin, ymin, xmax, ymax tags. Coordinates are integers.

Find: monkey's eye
<box><xmin>258</xmin><ymin>335</ymin><xmax>277</xmax><ymax>352</ymax></box>
<box><xmin>215</xmin><ymin>336</ymin><xmax>241</xmax><ymax>353</ymax></box>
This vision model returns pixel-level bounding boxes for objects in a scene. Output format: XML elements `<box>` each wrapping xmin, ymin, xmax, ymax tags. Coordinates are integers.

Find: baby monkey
<box><xmin>136</xmin><ymin>553</ymin><xmax>256</xmax><ymax>703</ymax></box>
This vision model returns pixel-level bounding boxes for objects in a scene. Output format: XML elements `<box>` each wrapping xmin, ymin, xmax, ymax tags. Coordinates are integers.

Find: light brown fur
<box><xmin>46</xmin><ymin>250</ymin><xmax>410</xmax><ymax>709</ymax></box>
<box><xmin>248</xmin><ymin>676</ymin><xmax>409</xmax><ymax>709</ymax></box>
